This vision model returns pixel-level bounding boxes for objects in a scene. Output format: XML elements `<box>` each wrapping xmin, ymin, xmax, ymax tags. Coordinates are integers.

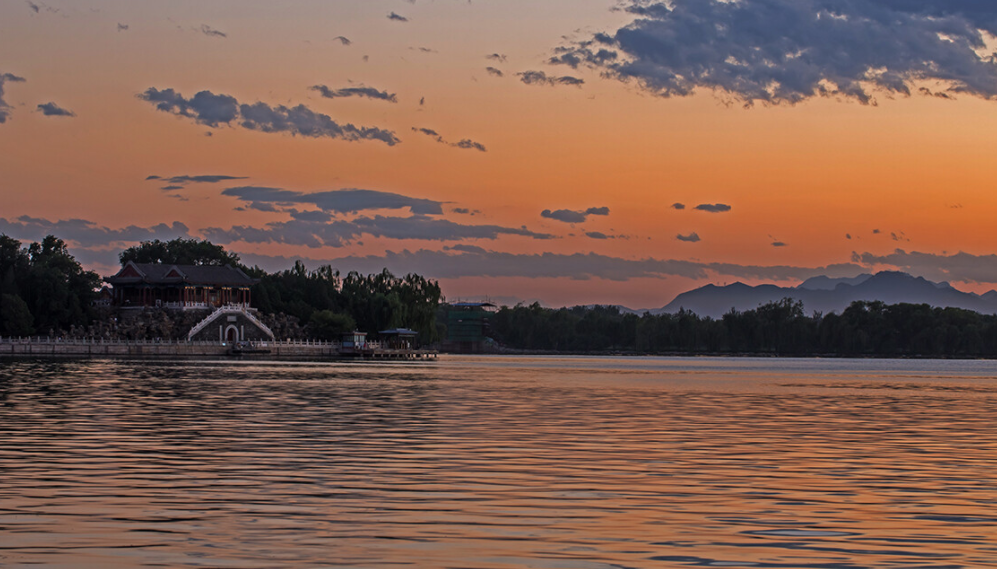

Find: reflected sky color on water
<box><xmin>2</xmin><ymin>356</ymin><xmax>997</xmax><ymax>568</ymax></box>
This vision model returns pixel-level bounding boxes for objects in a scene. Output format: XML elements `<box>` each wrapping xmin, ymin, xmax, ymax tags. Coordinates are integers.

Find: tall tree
<box><xmin>119</xmin><ymin>238</ymin><xmax>241</xmax><ymax>266</ymax></box>
<box><xmin>0</xmin><ymin>235</ymin><xmax>99</xmax><ymax>334</ymax></box>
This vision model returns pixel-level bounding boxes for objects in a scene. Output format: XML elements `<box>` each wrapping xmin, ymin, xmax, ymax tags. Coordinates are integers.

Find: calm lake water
<box><xmin>2</xmin><ymin>356</ymin><xmax>997</xmax><ymax>568</ymax></box>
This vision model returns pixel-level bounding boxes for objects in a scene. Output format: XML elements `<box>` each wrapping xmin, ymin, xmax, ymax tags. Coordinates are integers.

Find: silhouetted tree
<box><xmin>120</xmin><ymin>238</ymin><xmax>241</xmax><ymax>266</ymax></box>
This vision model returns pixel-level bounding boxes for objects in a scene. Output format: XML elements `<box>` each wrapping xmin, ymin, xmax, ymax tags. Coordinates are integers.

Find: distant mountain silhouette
<box><xmin>657</xmin><ymin>271</ymin><xmax>997</xmax><ymax>318</ymax></box>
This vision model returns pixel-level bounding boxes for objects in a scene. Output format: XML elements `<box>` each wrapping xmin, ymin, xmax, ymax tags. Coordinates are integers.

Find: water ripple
<box><xmin>1</xmin><ymin>356</ymin><xmax>996</xmax><ymax>568</ymax></box>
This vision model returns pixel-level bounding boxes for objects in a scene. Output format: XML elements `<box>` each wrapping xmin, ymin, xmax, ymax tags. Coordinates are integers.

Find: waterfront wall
<box><xmin>0</xmin><ymin>337</ymin><xmax>437</xmax><ymax>360</ymax></box>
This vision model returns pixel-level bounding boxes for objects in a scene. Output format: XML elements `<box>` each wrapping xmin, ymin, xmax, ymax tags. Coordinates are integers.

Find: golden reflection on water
<box><xmin>1</xmin><ymin>356</ymin><xmax>996</xmax><ymax>568</ymax></box>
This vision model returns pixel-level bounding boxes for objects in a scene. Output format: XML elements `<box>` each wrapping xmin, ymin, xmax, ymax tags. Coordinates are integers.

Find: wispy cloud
<box><xmin>200</xmin><ymin>24</ymin><xmax>227</xmax><ymax>38</ymax></box>
<box><xmin>310</xmin><ymin>84</ymin><xmax>397</xmax><ymax>103</ymax></box>
<box><xmin>147</xmin><ymin>174</ymin><xmax>248</xmax><ymax>187</ymax></box>
<box><xmin>387</xmin><ymin>12</ymin><xmax>408</xmax><ymax>22</ymax></box>
<box><xmin>411</xmin><ymin>127</ymin><xmax>487</xmax><ymax>152</ymax></box>
<box><xmin>518</xmin><ymin>70</ymin><xmax>584</xmax><ymax>87</ymax></box>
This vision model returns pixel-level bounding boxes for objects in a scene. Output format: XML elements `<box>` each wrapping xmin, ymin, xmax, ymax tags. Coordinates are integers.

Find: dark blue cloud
<box><xmin>541</xmin><ymin>206</ymin><xmax>610</xmax><ymax>224</ymax></box>
<box><xmin>0</xmin><ymin>215</ymin><xmax>190</xmax><ymax>249</ymax></box>
<box><xmin>0</xmin><ymin>73</ymin><xmax>27</xmax><ymax>124</ymax></box>
<box><xmin>151</xmin><ymin>174</ymin><xmax>247</xmax><ymax>185</ymax></box>
<box><xmin>694</xmin><ymin>203</ymin><xmax>732</xmax><ymax>213</ymax></box>
<box><xmin>203</xmin><ymin>214</ymin><xmax>555</xmax><ymax>248</ymax></box>
<box><xmin>139</xmin><ymin>87</ymin><xmax>399</xmax><ymax>145</ymax></box>
<box><xmin>37</xmin><ymin>102</ymin><xmax>75</xmax><ymax>117</ymax></box>
<box><xmin>677</xmin><ymin>232</ymin><xmax>700</xmax><ymax>242</ymax></box>
<box><xmin>553</xmin><ymin>0</ymin><xmax>997</xmax><ymax>105</ymax></box>
<box><xmin>139</xmin><ymin>88</ymin><xmax>238</xmax><ymax>127</ymax></box>
<box><xmin>221</xmin><ymin>186</ymin><xmax>446</xmax><ymax>216</ymax></box>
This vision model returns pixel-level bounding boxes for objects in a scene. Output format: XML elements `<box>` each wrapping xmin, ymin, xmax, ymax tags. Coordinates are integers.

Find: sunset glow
<box><xmin>4</xmin><ymin>0</ymin><xmax>997</xmax><ymax>307</ymax></box>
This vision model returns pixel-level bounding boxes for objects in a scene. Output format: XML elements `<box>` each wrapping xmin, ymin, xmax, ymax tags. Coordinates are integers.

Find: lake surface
<box><xmin>2</xmin><ymin>356</ymin><xmax>997</xmax><ymax>568</ymax></box>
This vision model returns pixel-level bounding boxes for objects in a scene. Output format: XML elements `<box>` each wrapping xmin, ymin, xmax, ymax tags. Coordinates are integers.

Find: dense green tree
<box><xmin>120</xmin><ymin>238</ymin><xmax>241</xmax><ymax>266</ymax></box>
<box><xmin>308</xmin><ymin>310</ymin><xmax>357</xmax><ymax>340</ymax></box>
<box><xmin>0</xmin><ymin>235</ymin><xmax>30</xmax><ymax>297</ymax></box>
<box><xmin>488</xmin><ymin>297</ymin><xmax>997</xmax><ymax>357</ymax></box>
<box><xmin>1</xmin><ymin>293</ymin><xmax>34</xmax><ymax>335</ymax></box>
<box><xmin>0</xmin><ymin>234</ymin><xmax>99</xmax><ymax>335</ymax></box>
<box><xmin>247</xmin><ymin>262</ymin><xmax>441</xmax><ymax>343</ymax></box>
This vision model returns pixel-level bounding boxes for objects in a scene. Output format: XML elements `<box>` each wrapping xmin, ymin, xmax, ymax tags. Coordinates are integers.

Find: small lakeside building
<box><xmin>379</xmin><ymin>328</ymin><xmax>419</xmax><ymax>350</ymax></box>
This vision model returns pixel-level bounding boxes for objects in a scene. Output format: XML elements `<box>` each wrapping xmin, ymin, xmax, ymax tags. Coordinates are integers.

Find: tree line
<box><xmin>1</xmin><ymin>235</ymin><xmax>442</xmax><ymax>342</ymax></box>
<box><xmin>490</xmin><ymin>298</ymin><xmax>997</xmax><ymax>357</ymax></box>
<box><xmin>5</xmin><ymin>233</ymin><xmax>997</xmax><ymax>356</ymax></box>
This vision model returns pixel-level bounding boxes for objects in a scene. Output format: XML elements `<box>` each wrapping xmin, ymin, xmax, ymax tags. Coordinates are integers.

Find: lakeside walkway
<box><xmin>0</xmin><ymin>337</ymin><xmax>437</xmax><ymax>361</ymax></box>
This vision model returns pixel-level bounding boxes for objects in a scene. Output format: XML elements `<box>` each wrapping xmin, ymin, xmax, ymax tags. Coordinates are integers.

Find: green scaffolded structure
<box><xmin>445</xmin><ymin>302</ymin><xmax>497</xmax><ymax>353</ymax></box>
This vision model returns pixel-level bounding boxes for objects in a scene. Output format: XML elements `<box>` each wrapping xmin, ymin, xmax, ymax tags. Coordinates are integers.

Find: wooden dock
<box><xmin>0</xmin><ymin>337</ymin><xmax>438</xmax><ymax>361</ymax></box>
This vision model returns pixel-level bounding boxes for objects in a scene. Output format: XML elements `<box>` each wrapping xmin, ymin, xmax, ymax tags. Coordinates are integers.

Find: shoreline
<box><xmin>2</xmin><ymin>339</ymin><xmax>993</xmax><ymax>361</ymax></box>
<box><xmin>0</xmin><ymin>338</ymin><xmax>437</xmax><ymax>361</ymax></box>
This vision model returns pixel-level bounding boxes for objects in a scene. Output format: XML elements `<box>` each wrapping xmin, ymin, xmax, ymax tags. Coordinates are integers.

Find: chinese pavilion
<box><xmin>105</xmin><ymin>261</ymin><xmax>257</xmax><ymax>310</ymax></box>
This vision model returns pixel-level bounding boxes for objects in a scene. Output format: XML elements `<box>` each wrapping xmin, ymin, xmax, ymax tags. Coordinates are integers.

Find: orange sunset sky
<box><xmin>3</xmin><ymin>0</ymin><xmax>997</xmax><ymax>308</ymax></box>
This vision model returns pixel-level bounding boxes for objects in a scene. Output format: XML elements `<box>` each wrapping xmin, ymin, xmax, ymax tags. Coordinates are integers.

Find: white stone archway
<box><xmin>223</xmin><ymin>324</ymin><xmax>241</xmax><ymax>342</ymax></box>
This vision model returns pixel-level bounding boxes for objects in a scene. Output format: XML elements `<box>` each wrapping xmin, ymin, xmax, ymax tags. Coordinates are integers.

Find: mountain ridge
<box><xmin>655</xmin><ymin>271</ymin><xmax>997</xmax><ymax>319</ymax></box>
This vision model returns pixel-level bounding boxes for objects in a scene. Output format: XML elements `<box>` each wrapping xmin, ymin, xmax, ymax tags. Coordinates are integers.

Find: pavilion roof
<box><xmin>105</xmin><ymin>262</ymin><xmax>257</xmax><ymax>287</ymax></box>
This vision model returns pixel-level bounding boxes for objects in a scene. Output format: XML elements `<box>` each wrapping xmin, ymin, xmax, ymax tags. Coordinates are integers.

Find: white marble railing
<box><xmin>0</xmin><ymin>336</ymin><xmax>345</xmax><ymax>347</ymax></box>
<box><xmin>185</xmin><ymin>305</ymin><xmax>274</xmax><ymax>341</ymax></box>
<box><xmin>161</xmin><ymin>301</ymin><xmax>243</xmax><ymax>310</ymax></box>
